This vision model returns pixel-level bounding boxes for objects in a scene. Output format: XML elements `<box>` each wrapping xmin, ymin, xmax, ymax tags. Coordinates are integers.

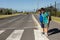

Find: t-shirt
<box><xmin>42</xmin><ymin>12</ymin><xmax>49</xmax><ymax>24</ymax></box>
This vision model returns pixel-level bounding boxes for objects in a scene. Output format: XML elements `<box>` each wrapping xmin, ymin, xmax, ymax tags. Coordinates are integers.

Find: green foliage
<box><xmin>0</xmin><ymin>8</ymin><xmax>17</xmax><ymax>15</ymax></box>
<box><xmin>37</xmin><ymin>6</ymin><xmax>60</xmax><ymax>17</ymax></box>
<box><xmin>45</xmin><ymin>6</ymin><xmax>60</xmax><ymax>17</ymax></box>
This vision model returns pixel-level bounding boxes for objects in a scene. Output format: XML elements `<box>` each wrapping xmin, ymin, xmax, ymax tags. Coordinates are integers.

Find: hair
<box><xmin>37</xmin><ymin>9</ymin><xmax>41</xmax><ymax>12</ymax></box>
<box><xmin>41</xmin><ymin>8</ymin><xmax>45</xmax><ymax>11</ymax></box>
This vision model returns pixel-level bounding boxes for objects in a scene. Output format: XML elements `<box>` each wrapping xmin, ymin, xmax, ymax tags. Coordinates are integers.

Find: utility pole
<box><xmin>55</xmin><ymin>1</ymin><xmax>57</xmax><ymax>16</ymax></box>
<box><xmin>50</xmin><ymin>3</ymin><xmax>51</xmax><ymax>10</ymax></box>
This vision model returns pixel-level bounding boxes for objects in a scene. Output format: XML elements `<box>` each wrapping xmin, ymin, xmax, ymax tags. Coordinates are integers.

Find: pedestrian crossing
<box><xmin>6</xmin><ymin>30</ymin><xmax>24</xmax><ymax>40</ymax></box>
<box><xmin>0</xmin><ymin>29</ymin><xmax>49</xmax><ymax>40</ymax></box>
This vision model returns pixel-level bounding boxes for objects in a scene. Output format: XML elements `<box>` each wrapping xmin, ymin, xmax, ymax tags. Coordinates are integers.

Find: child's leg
<box><xmin>44</xmin><ymin>24</ymin><xmax>48</xmax><ymax>36</ymax></box>
<box><xmin>44</xmin><ymin>27</ymin><xmax>48</xmax><ymax>34</ymax></box>
<box><xmin>41</xmin><ymin>23</ymin><xmax>44</xmax><ymax>34</ymax></box>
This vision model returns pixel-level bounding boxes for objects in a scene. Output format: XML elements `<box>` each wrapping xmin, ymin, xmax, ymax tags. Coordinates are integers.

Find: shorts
<box><xmin>40</xmin><ymin>23</ymin><xmax>44</xmax><ymax>28</ymax></box>
<box><xmin>40</xmin><ymin>23</ymin><xmax>48</xmax><ymax>28</ymax></box>
<box><xmin>44</xmin><ymin>24</ymin><xmax>49</xmax><ymax>28</ymax></box>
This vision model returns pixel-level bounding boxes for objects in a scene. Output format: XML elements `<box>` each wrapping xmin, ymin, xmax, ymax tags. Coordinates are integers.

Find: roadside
<box><xmin>52</xmin><ymin>16</ymin><xmax>60</xmax><ymax>23</ymax></box>
<box><xmin>34</xmin><ymin>14</ymin><xmax>60</xmax><ymax>40</ymax></box>
<box><xmin>0</xmin><ymin>13</ymin><xmax>21</xmax><ymax>19</ymax></box>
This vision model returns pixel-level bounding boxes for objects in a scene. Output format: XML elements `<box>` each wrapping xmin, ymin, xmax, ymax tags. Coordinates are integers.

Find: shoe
<box><xmin>44</xmin><ymin>33</ymin><xmax>48</xmax><ymax>37</ymax></box>
<box><xmin>42</xmin><ymin>32</ymin><xmax>44</xmax><ymax>34</ymax></box>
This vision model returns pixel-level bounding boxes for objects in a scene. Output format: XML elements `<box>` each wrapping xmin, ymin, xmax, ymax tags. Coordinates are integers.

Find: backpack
<box><xmin>39</xmin><ymin>14</ymin><xmax>43</xmax><ymax>23</ymax></box>
<box><xmin>48</xmin><ymin>12</ymin><xmax>52</xmax><ymax>21</ymax></box>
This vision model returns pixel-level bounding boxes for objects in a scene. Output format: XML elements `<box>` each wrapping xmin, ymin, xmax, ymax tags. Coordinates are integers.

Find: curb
<box><xmin>32</xmin><ymin>14</ymin><xmax>42</xmax><ymax>32</ymax></box>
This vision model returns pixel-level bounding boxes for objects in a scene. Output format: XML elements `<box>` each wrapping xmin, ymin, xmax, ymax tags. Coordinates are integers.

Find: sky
<box><xmin>0</xmin><ymin>0</ymin><xmax>60</xmax><ymax>11</ymax></box>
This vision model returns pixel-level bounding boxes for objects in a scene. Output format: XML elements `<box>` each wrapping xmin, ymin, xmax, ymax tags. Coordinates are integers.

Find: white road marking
<box><xmin>0</xmin><ymin>30</ymin><xmax>5</xmax><ymax>34</ymax></box>
<box><xmin>32</xmin><ymin>14</ymin><xmax>43</xmax><ymax>32</ymax></box>
<box><xmin>34</xmin><ymin>30</ymin><xmax>49</xmax><ymax>40</ymax></box>
<box><xmin>6</xmin><ymin>30</ymin><xmax>24</xmax><ymax>40</ymax></box>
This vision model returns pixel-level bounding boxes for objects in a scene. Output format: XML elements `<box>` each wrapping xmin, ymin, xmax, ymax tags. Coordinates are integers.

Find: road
<box><xmin>0</xmin><ymin>14</ymin><xmax>35</xmax><ymax>30</ymax></box>
<box><xmin>0</xmin><ymin>14</ymin><xmax>36</xmax><ymax>40</ymax></box>
<box><xmin>0</xmin><ymin>14</ymin><xmax>49</xmax><ymax>40</ymax></box>
<box><xmin>0</xmin><ymin>14</ymin><xmax>59</xmax><ymax>40</ymax></box>
<box><xmin>34</xmin><ymin>14</ymin><xmax>60</xmax><ymax>40</ymax></box>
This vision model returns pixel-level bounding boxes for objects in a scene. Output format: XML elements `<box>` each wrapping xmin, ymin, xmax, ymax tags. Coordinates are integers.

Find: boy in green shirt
<box><xmin>41</xmin><ymin>8</ymin><xmax>49</xmax><ymax>36</ymax></box>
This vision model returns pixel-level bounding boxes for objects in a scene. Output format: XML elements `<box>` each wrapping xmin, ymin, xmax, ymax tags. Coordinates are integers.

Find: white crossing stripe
<box><xmin>34</xmin><ymin>30</ymin><xmax>49</xmax><ymax>40</ymax></box>
<box><xmin>6</xmin><ymin>30</ymin><xmax>24</xmax><ymax>40</ymax></box>
<box><xmin>0</xmin><ymin>30</ymin><xmax>5</xmax><ymax>34</ymax></box>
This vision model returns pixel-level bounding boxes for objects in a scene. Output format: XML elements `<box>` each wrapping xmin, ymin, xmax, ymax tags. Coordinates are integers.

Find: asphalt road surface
<box><xmin>0</xmin><ymin>14</ymin><xmax>35</xmax><ymax>30</ymax></box>
<box><xmin>0</xmin><ymin>14</ymin><xmax>37</xmax><ymax>40</ymax></box>
<box><xmin>34</xmin><ymin>14</ymin><xmax>60</xmax><ymax>40</ymax></box>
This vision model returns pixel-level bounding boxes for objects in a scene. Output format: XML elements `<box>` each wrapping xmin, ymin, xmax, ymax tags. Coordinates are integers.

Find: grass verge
<box><xmin>0</xmin><ymin>13</ymin><xmax>20</xmax><ymax>19</ymax></box>
<box><xmin>52</xmin><ymin>16</ymin><xmax>60</xmax><ymax>23</ymax></box>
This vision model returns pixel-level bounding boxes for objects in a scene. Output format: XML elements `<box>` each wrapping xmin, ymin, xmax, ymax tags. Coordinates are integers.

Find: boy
<box><xmin>38</xmin><ymin>8</ymin><xmax>50</xmax><ymax>36</ymax></box>
<box><xmin>41</xmin><ymin>8</ymin><xmax>49</xmax><ymax>36</ymax></box>
<box><xmin>38</xmin><ymin>9</ymin><xmax>44</xmax><ymax>34</ymax></box>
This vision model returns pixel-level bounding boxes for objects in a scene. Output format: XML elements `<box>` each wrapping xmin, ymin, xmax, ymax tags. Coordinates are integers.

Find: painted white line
<box><xmin>32</xmin><ymin>14</ymin><xmax>49</xmax><ymax>40</ymax></box>
<box><xmin>32</xmin><ymin>14</ymin><xmax>43</xmax><ymax>32</ymax></box>
<box><xmin>6</xmin><ymin>30</ymin><xmax>24</xmax><ymax>40</ymax></box>
<box><xmin>0</xmin><ymin>30</ymin><xmax>5</xmax><ymax>34</ymax></box>
<box><xmin>34</xmin><ymin>30</ymin><xmax>49</xmax><ymax>40</ymax></box>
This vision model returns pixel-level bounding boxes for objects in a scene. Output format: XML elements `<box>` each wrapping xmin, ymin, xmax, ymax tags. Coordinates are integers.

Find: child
<box><xmin>41</xmin><ymin>8</ymin><xmax>49</xmax><ymax>36</ymax></box>
<box><xmin>37</xmin><ymin>9</ymin><xmax>44</xmax><ymax>34</ymax></box>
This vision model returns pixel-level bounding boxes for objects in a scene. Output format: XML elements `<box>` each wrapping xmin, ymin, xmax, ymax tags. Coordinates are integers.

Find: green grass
<box><xmin>0</xmin><ymin>13</ymin><xmax>20</xmax><ymax>19</ymax></box>
<box><xmin>52</xmin><ymin>16</ymin><xmax>60</xmax><ymax>23</ymax></box>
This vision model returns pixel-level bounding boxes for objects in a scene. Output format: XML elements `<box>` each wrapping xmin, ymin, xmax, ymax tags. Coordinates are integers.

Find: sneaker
<box><xmin>44</xmin><ymin>33</ymin><xmax>48</xmax><ymax>37</ymax></box>
<box><xmin>42</xmin><ymin>32</ymin><xmax>44</xmax><ymax>34</ymax></box>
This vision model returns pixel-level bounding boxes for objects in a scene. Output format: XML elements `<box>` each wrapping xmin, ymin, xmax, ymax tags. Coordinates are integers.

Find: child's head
<box><xmin>37</xmin><ymin>9</ymin><xmax>41</xmax><ymax>14</ymax></box>
<box><xmin>41</xmin><ymin>8</ymin><xmax>45</xmax><ymax>13</ymax></box>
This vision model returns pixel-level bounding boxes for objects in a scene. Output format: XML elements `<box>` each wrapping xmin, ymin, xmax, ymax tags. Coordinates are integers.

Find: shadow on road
<box><xmin>48</xmin><ymin>28</ymin><xmax>60</xmax><ymax>36</ymax></box>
